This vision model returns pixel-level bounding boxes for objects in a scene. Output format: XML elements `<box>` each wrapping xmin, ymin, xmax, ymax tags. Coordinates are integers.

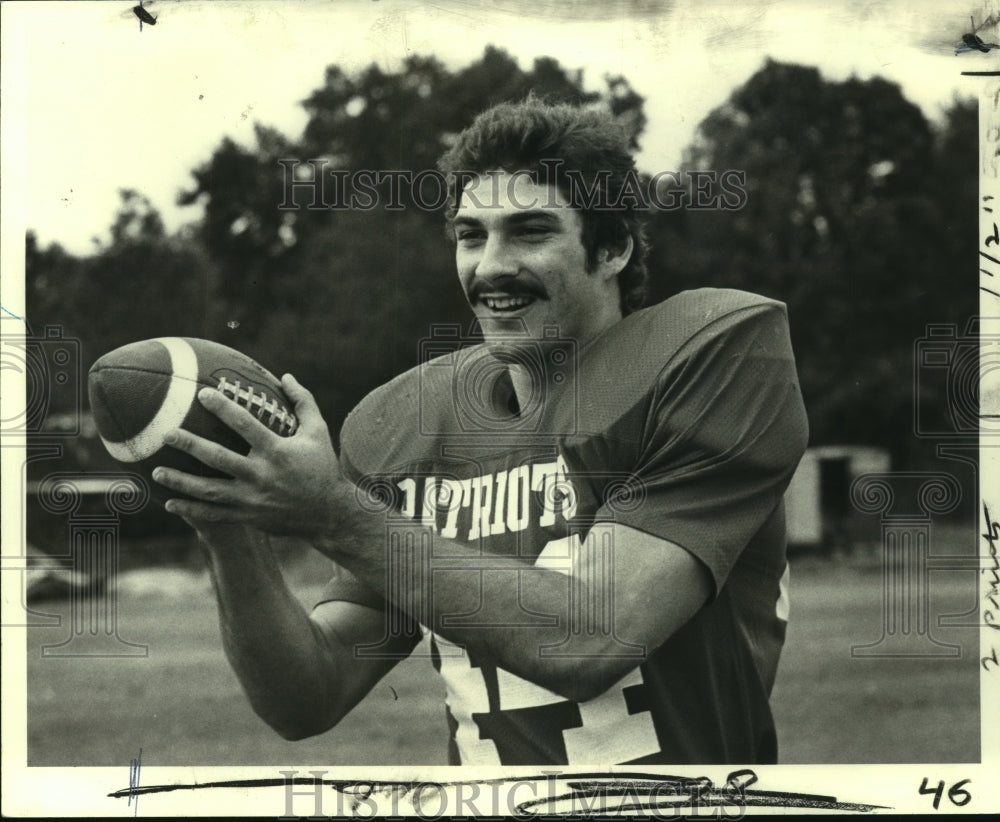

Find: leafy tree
<box><xmin>180</xmin><ymin>47</ymin><xmax>646</xmax><ymax>425</ymax></box>
<box><xmin>27</xmin><ymin>190</ymin><xmax>216</xmax><ymax>381</ymax></box>
<box><xmin>29</xmin><ymin>53</ymin><xmax>976</xmax><ymax>468</ymax></box>
<box><xmin>177</xmin><ymin>128</ymin><xmax>300</xmax><ymax>316</ymax></box>
<box><xmin>25</xmin><ymin>231</ymin><xmax>83</xmax><ymax>342</ymax></box>
<box><xmin>647</xmin><ymin>61</ymin><xmax>976</xmax><ymax>463</ymax></box>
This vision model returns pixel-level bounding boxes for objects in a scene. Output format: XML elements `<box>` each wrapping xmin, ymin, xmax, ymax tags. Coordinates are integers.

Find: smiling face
<box><xmin>452</xmin><ymin>171</ymin><xmax>629</xmax><ymax>353</ymax></box>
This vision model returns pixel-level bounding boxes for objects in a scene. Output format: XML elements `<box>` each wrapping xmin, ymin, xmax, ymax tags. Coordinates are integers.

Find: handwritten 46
<box><xmin>918</xmin><ymin>778</ymin><xmax>971</xmax><ymax>810</ymax></box>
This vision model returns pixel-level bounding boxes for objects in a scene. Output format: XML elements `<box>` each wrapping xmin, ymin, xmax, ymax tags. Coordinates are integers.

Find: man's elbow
<box><xmin>266</xmin><ymin>712</ymin><xmax>340</xmax><ymax>742</ymax></box>
<box><xmin>554</xmin><ymin>678</ymin><xmax>611</xmax><ymax>704</ymax></box>
<box><xmin>272</xmin><ymin>721</ymin><xmax>326</xmax><ymax>742</ymax></box>
<box><xmin>543</xmin><ymin>658</ymin><xmax>639</xmax><ymax>704</ymax></box>
<box><xmin>250</xmin><ymin>699</ymin><xmax>343</xmax><ymax>742</ymax></box>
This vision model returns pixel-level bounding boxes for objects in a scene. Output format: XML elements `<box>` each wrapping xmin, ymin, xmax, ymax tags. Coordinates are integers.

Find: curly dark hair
<box><xmin>437</xmin><ymin>98</ymin><xmax>650</xmax><ymax>315</ymax></box>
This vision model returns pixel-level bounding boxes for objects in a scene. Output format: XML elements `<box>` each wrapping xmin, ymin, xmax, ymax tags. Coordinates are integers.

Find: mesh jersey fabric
<box><xmin>315</xmin><ymin>287</ymin><xmax>809</xmax><ymax>765</ymax></box>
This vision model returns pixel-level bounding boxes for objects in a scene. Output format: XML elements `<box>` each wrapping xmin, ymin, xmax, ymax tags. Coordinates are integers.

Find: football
<box><xmin>88</xmin><ymin>338</ymin><xmax>297</xmax><ymax>500</ymax></box>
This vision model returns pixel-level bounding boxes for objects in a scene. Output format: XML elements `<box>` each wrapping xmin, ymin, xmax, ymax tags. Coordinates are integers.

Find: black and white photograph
<box><xmin>1</xmin><ymin>0</ymin><xmax>997</xmax><ymax>816</ymax></box>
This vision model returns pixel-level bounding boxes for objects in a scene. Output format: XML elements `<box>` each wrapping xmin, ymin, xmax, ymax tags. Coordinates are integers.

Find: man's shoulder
<box><xmin>337</xmin><ymin>346</ymin><xmax>477</xmax><ymax>477</ymax></box>
<box><xmin>579</xmin><ymin>288</ymin><xmax>789</xmax><ymax>389</ymax></box>
<box><xmin>339</xmin><ymin>291</ymin><xmax>791</xmax><ymax>474</ymax></box>
<box><xmin>630</xmin><ymin>288</ymin><xmax>787</xmax><ymax>343</ymax></box>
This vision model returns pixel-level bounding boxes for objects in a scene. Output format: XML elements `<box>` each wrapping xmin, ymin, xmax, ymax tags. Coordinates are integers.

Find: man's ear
<box><xmin>596</xmin><ymin>235</ymin><xmax>634</xmax><ymax>281</ymax></box>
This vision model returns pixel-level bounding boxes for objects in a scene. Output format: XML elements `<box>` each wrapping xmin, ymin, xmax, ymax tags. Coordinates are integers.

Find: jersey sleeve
<box><xmin>601</xmin><ymin>301</ymin><xmax>809</xmax><ymax>592</ymax></box>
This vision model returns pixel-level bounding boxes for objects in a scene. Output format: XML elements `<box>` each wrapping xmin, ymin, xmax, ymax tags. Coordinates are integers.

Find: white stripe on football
<box><xmin>100</xmin><ymin>338</ymin><xmax>200</xmax><ymax>463</ymax></box>
<box><xmin>88</xmin><ymin>337</ymin><xmax>296</xmax><ymax>501</ymax></box>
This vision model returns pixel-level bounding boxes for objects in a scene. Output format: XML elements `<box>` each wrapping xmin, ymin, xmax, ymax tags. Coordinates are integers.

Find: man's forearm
<box><xmin>314</xmin><ymin>483</ymin><xmax>645</xmax><ymax>702</ymax></box>
<box><xmin>197</xmin><ymin>528</ymin><xmax>344</xmax><ymax>738</ymax></box>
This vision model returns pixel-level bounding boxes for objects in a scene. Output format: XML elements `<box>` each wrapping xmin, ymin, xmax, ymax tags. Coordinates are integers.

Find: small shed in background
<box><xmin>785</xmin><ymin>446</ymin><xmax>890</xmax><ymax>551</ymax></box>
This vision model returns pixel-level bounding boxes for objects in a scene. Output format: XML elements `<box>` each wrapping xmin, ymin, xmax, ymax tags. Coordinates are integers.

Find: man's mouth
<box><xmin>479</xmin><ymin>293</ymin><xmax>538</xmax><ymax>313</ymax></box>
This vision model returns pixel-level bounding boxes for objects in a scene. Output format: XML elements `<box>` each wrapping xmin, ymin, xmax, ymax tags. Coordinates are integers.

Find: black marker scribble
<box><xmin>960</xmin><ymin>32</ymin><xmax>997</xmax><ymax>52</ymax></box>
<box><xmin>956</xmin><ymin>15</ymin><xmax>1000</xmax><ymax>54</ymax></box>
<box><xmin>133</xmin><ymin>1</ymin><xmax>156</xmax><ymax>30</ymax></box>
<box><xmin>108</xmin><ymin>769</ymin><xmax>889</xmax><ymax>813</ymax></box>
<box><xmin>511</xmin><ymin>771</ymin><xmax>887</xmax><ymax>815</ymax></box>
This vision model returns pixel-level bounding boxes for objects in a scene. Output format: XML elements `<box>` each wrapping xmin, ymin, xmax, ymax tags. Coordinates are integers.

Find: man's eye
<box><xmin>457</xmin><ymin>230</ymin><xmax>484</xmax><ymax>242</ymax></box>
<box><xmin>519</xmin><ymin>227</ymin><xmax>551</xmax><ymax>238</ymax></box>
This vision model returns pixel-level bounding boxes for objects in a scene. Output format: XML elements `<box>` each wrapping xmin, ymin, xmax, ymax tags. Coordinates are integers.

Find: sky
<box><xmin>3</xmin><ymin>0</ymin><xmax>996</xmax><ymax>255</ymax></box>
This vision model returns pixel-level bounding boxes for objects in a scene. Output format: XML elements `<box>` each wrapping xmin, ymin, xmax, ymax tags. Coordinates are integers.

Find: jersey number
<box><xmin>435</xmin><ymin>634</ymin><xmax>660</xmax><ymax>765</ymax></box>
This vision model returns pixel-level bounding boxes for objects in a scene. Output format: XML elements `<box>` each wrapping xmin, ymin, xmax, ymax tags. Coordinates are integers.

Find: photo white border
<box><xmin>2</xmin><ymin>0</ymin><xmax>997</xmax><ymax>815</ymax></box>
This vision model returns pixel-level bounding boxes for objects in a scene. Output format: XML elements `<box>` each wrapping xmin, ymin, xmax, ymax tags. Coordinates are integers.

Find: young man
<box><xmin>154</xmin><ymin>99</ymin><xmax>809</xmax><ymax>765</ymax></box>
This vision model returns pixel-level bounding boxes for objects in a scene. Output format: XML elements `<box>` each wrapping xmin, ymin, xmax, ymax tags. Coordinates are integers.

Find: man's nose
<box><xmin>473</xmin><ymin>235</ymin><xmax>518</xmax><ymax>282</ymax></box>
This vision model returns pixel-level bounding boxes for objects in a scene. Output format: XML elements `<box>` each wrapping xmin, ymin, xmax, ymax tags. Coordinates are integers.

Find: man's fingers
<box><xmin>281</xmin><ymin>374</ymin><xmax>324</xmax><ymax>430</ymax></box>
<box><xmin>164</xmin><ymin>497</ymin><xmax>243</xmax><ymax>523</ymax></box>
<box><xmin>198</xmin><ymin>387</ymin><xmax>275</xmax><ymax>450</ymax></box>
<box><xmin>162</xmin><ymin>427</ymin><xmax>251</xmax><ymax>477</ymax></box>
<box><xmin>153</xmin><ymin>466</ymin><xmax>238</xmax><ymax>504</ymax></box>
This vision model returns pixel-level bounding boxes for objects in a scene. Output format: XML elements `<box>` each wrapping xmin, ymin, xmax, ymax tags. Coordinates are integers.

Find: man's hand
<box><xmin>153</xmin><ymin>374</ymin><xmax>343</xmax><ymax>539</ymax></box>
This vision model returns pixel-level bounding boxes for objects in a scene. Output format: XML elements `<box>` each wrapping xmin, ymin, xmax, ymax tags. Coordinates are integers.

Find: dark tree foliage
<box><xmin>26</xmin><ymin>190</ymin><xmax>214</xmax><ymax>376</ymax></box>
<box><xmin>26</xmin><ymin>53</ymin><xmax>977</xmax><ymax>468</ymax></box>
<box><xmin>176</xmin><ymin>127</ymin><xmax>300</xmax><ymax>314</ymax></box>
<box><xmin>175</xmin><ymin>47</ymin><xmax>645</xmax><ymax>426</ymax></box>
<box><xmin>646</xmin><ymin>60</ymin><xmax>976</xmax><ymax>463</ymax></box>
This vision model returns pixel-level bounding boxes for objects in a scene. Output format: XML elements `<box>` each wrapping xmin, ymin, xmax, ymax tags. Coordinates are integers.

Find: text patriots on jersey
<box><xmin>366</xmin><ymin>454</ymin><xmax>580</xmax><ymax>542</ymax></box>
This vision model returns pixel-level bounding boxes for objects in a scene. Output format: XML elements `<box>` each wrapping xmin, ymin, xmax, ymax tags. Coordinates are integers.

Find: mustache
<box><xmin>469</xmin><ymin>280</ymin><xmax>548</xmax><ymax>303</ymax></box>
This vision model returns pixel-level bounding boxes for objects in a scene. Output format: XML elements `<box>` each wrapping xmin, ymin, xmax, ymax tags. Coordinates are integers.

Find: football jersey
<box><xmin>315</xmin><ymin>288</ymin><xmax>809</xmax><ymax>765</ymax></box>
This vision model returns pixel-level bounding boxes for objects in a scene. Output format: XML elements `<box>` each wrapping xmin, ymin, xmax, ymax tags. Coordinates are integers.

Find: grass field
<box><xmin>23</xmin><ymin>551</ymin><xmax>980</xmax><ymax>766</ymax></box>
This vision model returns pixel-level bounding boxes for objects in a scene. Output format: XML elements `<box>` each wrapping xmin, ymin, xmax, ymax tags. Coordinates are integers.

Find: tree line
<box><xmin>27</xmin><ymin>49</ymin><xmax>977</xmax><ymax>468</ymax></box>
